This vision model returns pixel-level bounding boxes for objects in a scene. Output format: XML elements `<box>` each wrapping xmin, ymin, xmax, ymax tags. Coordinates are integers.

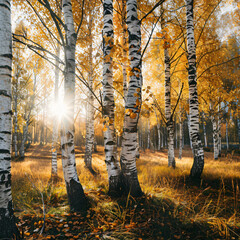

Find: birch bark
<box><xmin>186</xmin><ymin>0</ymin><xmax>204</xmax><ymax>179</ymax></box>
<box><xmin>211</xmin><ymin>114</ymin><xmax>219</xmax><ymax>160</ymax></box>
<box><xmin>61</xmin><ymin>0</ymin><xmax>87</xmax><ymax>212</ymax></box>
<box><xmin>120</xmin><ymin>0</ymin><xmax>143</xmax><ymax>197</ymax></box>
<box><xmin>162</xmin><ymin>25</ymin><xmax>175</xmax><ymax>167</ymax></box>
<box><xmin>202</xmin><ymin>112</ymin><xmax>208</xmax><ymax>147</ymax></box>
<box><xmin>122</xmin><ymin>0</ymin><xmax>128</xmax><ymax>100</ymax></box>
<box><xmin>154</xmin><ymin>109</ymin><xmax>161</xmax><ymax>151</ymax></box>
<box><xmin>102</xmin><ymin>0</ymin><xmax>122</xmax><ymax>196</ymax></box>
<box><xmin>237</xmin><ymin>118</ymin><xmax>240</xmax><ymax>146</ymax></box>
<box><xmin>13</xmin><ymin>67</ymin><xmax>20</xmax><ymax>158</ymax></box>
<box><xmin>51</xmin><ymin>45</ymin><xmax>60</xmax><ymax>178</ymax></box>
<box><xmin>226</xmin><ymin>121</ymin><xmax>229</xmax><ymax>150</ymax></box>
<box><xmin>84</xmin><ymin>14</ymin><xmax>95</xmax><ymax>173</ymax></box>
<box><xmin>0</xmin><ymin>0</ymin><xmax>19</xmax><ymax>238</ymax></box>
<box><xmin>179</xmin><ymin>114</ymin><xmax>183</xmax><ymax>160</ymax></box>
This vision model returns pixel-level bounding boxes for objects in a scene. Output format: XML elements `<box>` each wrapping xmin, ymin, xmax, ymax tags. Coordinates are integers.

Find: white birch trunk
<box><xmin>187</xmin><ymin>113</ymin><xmax>192</xmax><ymax>149</ymax></box>
<box><xmin>120</xmin><ymin>0</ymin><xmax>142</xmax><ymax>196</ymax></box>
<box><xmin>211</xmin><ymin>115</ymin><xmax>219</xmax><ymax>160</ymax></box>
<box><xmin>154</xmin><ymin>109</ymin><xmax>161</xmax><ymax>151</ymax></box>
<box><xmin>51</xmin><ymin>45</ymin><xmax>60</xmax><ymax>178</ymax></box>
<box><xmin>122</xmin><ymin>0</ymin><xmax>128</xmax><ymax>100</ymax></box>
<box><xmin>226</xmin><ymin>121</ymin><xmax>229</xmax><ymax>150</ymax></box>
<box><xmin>13</xmin><ymin>73</ymin><xmax>19</xmax><ymax>158</ymax></box>
<box><xmin>179</xmin><ymin>115</ymin><xmax>183</xmax><ymax>159</ymax></box>
<box><xmin>103</xmin><ymin>0</ymin><xmax>121</xmax><ymax>196</ymax></box>
<box><xmin>217</xmin><ymin>113</ymin><xmax>221</xmax><ymax>157</ymax></box>
<box><xmin>161</xmin><ymin>125</ymin><xmax>164</xmax><ymax>148</ymax></box>
<box><xmin>186</xmin><ymin>0</ymin><xmax>204</xmax><ymax>179</ymax></box>
<box><xmin>162</xmin><ymin>22</ymin><xmax>175</xmax><ymax>167</ymax></box>
<box><xmin>147</xmin><ymin>119</ymin><xmax>150</xmax><ymax>149</ymax></box>
<box><xmin>61</xmin><ymin>0</ymin><xmax>87</xmax><ymax>212</ymax></box>
<box><xmin>19</xmin><ymin>124</ymin><xmax>28</xmax><ymax>158</ymax></box>
<box><xmin>203</xmin><ymin>119</ymin><xmax>207</xmax><ymax>147</ymax></box>
<box><xmin>175</xmin><ymin>120</ymin><xmax>178</xmax><ymax>148</ymax></box>
<box><xmin>0</xmin><ymin>0</ymin><xmax>19</xmax><ymax>237</ymax></box>
<box><xmin>84</xmin><ymin>18</ymin><xmax>95</xmax><ymax>173</ymax></box>
<box><xmin>237</xmin><ymin>118</ymin><xmax>240</xmax><ymax>146</ymax></box>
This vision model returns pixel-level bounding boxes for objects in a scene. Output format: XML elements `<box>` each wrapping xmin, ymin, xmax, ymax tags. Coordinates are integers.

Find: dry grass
<box><xmin>11</xmin><ymin>144</ymin><xmax>240</xmax><ymax>239</ymax></box>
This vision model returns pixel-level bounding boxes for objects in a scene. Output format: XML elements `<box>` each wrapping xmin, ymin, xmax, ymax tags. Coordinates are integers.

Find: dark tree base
<box><xmin>66</xmin><ymin>179</ymin><xmax>88</xmax><ymax>215</ymax></box>
<box><xmin>0</xmin><ymin>209</ymin><xmax>21</xmax><ymax>239</ymax></box>
<box><xmin>121</xmin><ymin>174</ymin><xmax>143</xmax><ymax>197</ymax></box>
<box><xmin>190</xmin><ymin>155</ymin><xmax>204</xmax><ymax>180</ymax></box>
<box><xmin>108</xmin><ymin>173</ymin><xmax>125</xmax><ymax>197</ymax></box>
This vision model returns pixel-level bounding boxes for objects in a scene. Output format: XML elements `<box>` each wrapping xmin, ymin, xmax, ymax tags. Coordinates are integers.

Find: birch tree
<box><xmin>84</xmin><ymin>5</ymin><xmax>96</xmax><ymax>174</ymax></box>
<box><xmin>61</xmin><ymin>0</ymin><xmax>87</xmax><ymax>212</ymax></box>
<box><xmin>186</xmin><ymin>0</ymin><xmax>204</xmax><ymax>179</ymax></box>
<box><xmin>102</xmin><ymin>0</ymin><xmax>122</xmax><ymax>196</ymax></box>
<box><xmin>0</xmin><ymin>0</ymin><xmax>19</xmax><ymax>238</ymax></box>
<box><xmin>161</xmin><ymin>12</ymin><xmax>175</xmax><ymax>168</ymax></box>
<box><xmin>51</xmin><ymin>0</ymin><xmax>62</xmax><ymax>178</ymax></box>
<box><xmin>51</xmin><ymin>44</ymin><xmax>60</xmax><ymax>178</ymax></box>
<box><xmin>120</xmin><ymin>0</ymin><xmax>143</xmax><ymax>197</ymax></box>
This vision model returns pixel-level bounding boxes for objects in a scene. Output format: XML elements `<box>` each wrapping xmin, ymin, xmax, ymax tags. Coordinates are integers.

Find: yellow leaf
<box><xmin>134</xmin><ymin>93</ymin><xmax>138</xmax><ymax>97</ymax></box>
<box><xmin>136</xmin><ymin>88</ymin><xmax>141</xmax><ymax>92</ymax></box>
<box><xmin>125</xmin><ymin>109</ymin><xmax>132</xmax><ymax>115</ymax></box>
<box><xmin>130</xmin><ymin>112</ymin><xmax>137</xmax><ymax>119</ymax></box>
<box><xmin>129</xmin><ymin>71</ymin><xmax>135</xmax><ymax>76</ymax></box>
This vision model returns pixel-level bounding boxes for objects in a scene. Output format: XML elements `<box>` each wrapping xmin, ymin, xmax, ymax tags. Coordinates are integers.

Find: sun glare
<box><xmin>50</xmin><ymin>100</ymin><xmax>68</xmax><ymax>120</ymax></box>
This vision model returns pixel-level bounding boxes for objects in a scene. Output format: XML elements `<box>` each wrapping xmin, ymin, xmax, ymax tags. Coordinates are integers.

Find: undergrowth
<box><xmin>11</xmin><ymin>145</ymin><xmax>240</xmax><ymax>239</ymax></box>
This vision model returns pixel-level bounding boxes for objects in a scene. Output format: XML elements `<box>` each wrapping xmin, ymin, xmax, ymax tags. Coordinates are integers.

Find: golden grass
<box><xmin>11</xmin><ymin>144</ymin><xmax>240</xmax><ymax>239</ymax></box>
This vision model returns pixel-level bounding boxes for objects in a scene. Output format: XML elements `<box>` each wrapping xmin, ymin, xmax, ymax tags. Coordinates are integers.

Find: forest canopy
<box><xmin>0</xmin><ymin>0</ymin><xmax>239</xmax><ymax>239</ymax></box>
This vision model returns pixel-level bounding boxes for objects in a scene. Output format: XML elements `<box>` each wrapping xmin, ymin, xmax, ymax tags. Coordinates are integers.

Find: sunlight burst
<box><xmin>50</xmin><ymin>100</ymin><xmax>68</xmax><ymax>120</ymax></box>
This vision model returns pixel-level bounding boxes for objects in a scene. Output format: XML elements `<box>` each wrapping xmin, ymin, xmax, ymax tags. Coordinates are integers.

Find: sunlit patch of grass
<box><xmin>11</xmin><ymin>145</ymin><xmax>240</xmax><ymax>239</ymax></box>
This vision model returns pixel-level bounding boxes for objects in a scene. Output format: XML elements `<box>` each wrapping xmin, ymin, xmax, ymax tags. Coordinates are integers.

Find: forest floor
<box><xmin>11</xmin><ymin>144</ymin><xmax>240</xmax><ymax>240</ymax></box>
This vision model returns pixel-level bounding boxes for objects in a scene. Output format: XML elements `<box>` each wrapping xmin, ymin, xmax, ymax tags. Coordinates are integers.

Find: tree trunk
<box><xmin>0</xmin><ymin>0</ymin><xmax>20</xmax><ymax>238</ymax></box>
<box><xmin>237</xmin><ymin>118</ymin><xmax>240</xmax><ymax>147</ymax></box>
<box><xmin>161</xmin><ymin>125</ymin><xmax>164</xmax><ymax>148</ymax></box>
<box><xmin>162</xmin><ymin>26</ymin><xmax>175</xmax><ymax>167</ymax></box>
<box><xmin>175</xmin><ymin>120</ymin><xmax>178</xmax><ymax>149</ymax></box>
<box><xmin>102</xmin><ymin>0</ymin><xmax>122</xmax><ymax>188</ymax></box>
<box><xmin>13</xmin><ymin>85</ymin><xmax>18</xmax><ymax>158</ymax></box>
<box><xmin>211</xmin><ymin>115</ymin><xmax>219</xmax><ymax>160</ymax></box>
<box><xmin>154</xmin><ymin>109</ymin><xmax>161</xmax><ymax>151</ymax></box>
<box><xmin>120</xmin><ymin>0</ymin><xmax>143</xmax><ymax>197</ymax></box>
<box><xmin>218</xmin><ymin>113</ymin><xmax>221</xmax><ymax>157</ymax></box>
<box><xmin>84</xmin><ymin>18</ymin><xmax>95</xmax><ymax>173</ymax></box>
<box><xmin>147</xmin><ymin>119</ymin><xmax>150</xmax><ymax>149</ymax></box>
<box><xmin>203</xmin><ymin>120</ymin><xmax>207</xmax><ymax>147</ymax></box>
<box><xmin>19</xmin><ymin>124</ymin><xmax>28</xmax><ymax>158</ymax></box>
<box><xmin>61</xmin><ymin>0</ymin><xmax>87</xmax><ymax>213</ymax></box>
<box><xmin>51</xmin><ymin>45</ymin><xmax>60</xmax><ymax>178</ymax></box>
<box><xmin>187</xmin><ymin>114</ymin><xmax>192</xmax><ymax>149</ymax></box>
<box><xmin>179</xmin><ymin>115</ymin><xmax>183</xmax><ymax>159</ymax></box>
<box><xmin>186</xmin><ymin>0</ymin><xmax>204</xmax><ymax>179</ymax></box>
<box><xmin>226</xmin><ymin>121</ymin><xmax>229</xmax><ymax>150</ymax></box>
<box><xmin>122</xmin><ymin>0</ymin><xmax>128</xmax><ymax>100</ymax></box>
<box><xmin>102</xmin><ymin>0</ymin><xmax>122</xmax><ymax>196</ymax></box>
